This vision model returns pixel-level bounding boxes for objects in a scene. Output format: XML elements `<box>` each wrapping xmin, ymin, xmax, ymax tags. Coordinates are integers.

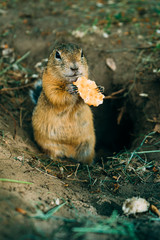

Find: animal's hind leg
<box><xmin>76</xmin><ymin>141</ymin><xmax>95</xmax><ymax>165</ymax></box>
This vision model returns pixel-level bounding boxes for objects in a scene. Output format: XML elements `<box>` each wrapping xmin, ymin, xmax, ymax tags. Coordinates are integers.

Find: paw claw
<box><xmin>97</xmin><ymin>86</ymin><xmax>105</xmax><ymax>93</ymax></box>
<box><xmin>67</xmin><ymin>84</ymin><xmax>78</xmax><ymax>95</ymax></box>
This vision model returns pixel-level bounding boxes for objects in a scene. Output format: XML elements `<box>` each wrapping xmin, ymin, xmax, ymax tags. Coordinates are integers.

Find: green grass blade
<box><xmin>0</xmin><ymin>178</ymin><xmax>33</xmax><ymax>184</ymax></box>
<box><xmin>31</xmin><ymin>202</ymin><xmax>66</xmax><ymax>220</ymax></box>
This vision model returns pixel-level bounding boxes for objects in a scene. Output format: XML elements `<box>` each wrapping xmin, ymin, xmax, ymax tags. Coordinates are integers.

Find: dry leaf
<box><xmin>112</xmin><ymin>176</ymin><xmax>118</xmax><ymax>180</ymax></box>
<box><xmin>154</xmin><ymin>124</ymin><xmax>160</xmax><ymax>133</ymax></box>
<box><xmin>23</xmin><ymin>19</ymin><xmax>28</xmax><ymax>24</ymax></box>
<box><xmin>150</xmin><ymin>204</ymin><xmax>160</xmax><ymax>217</ymax></box>
<box><xmin>64</xmin><ymin>184</ymin><xmax>69</xmax><ymax>187</ymax></box>
<box><xmin>152</xmin><ymin>166</ymin><xmax>158</xmax><ymax>173</ymax></box>
<box><xmin>106</xmin><ymin>58</ymin><xmax>116</xmax><ymax>71</ymax></box>
<box><xmin>15</xmin><ymin>207</ymin><xmax>27</xmax><ymax>215</ymax></box>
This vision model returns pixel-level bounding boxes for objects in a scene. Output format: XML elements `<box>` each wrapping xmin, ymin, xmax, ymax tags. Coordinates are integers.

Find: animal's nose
<box><xmin>70</xmin><ymin>64</ymin><xmax>79</xmax><ymax>72</ymax></box>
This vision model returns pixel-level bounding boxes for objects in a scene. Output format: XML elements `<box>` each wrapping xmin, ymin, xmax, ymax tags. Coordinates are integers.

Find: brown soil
<box><xmin>0</xmin><ymin>1</ymin><xmax>160</xmax><ymax>239</ymax></box>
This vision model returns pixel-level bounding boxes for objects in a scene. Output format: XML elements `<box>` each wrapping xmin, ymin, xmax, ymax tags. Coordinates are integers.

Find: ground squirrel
<box><xmin>31</xmin><ymin>43</ymin><xmax>95</xmax><ymax>164</ymax></box>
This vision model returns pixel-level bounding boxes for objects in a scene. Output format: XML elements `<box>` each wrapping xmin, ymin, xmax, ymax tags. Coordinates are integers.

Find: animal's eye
<box><xmin>81</xmin><ymin>50</ymin><xmax>84</xmax><ymax>58</ymax></box>
<box><xmin>55</xmin><ymin>51</ymin><xmax>61</xmax><ymax>60</ymax></box>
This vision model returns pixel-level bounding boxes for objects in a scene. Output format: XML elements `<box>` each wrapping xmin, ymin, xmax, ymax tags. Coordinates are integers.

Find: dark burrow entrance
<box><xmin>93</xmin><ymin>93</ymin><xmax>134</xmax><ymax>160</ymax></box>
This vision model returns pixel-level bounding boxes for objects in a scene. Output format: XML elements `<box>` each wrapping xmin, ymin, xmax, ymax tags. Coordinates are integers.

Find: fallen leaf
<box><xmin>15</xmin><ymin>207</ymin><xmax>27</xmax><ymax>215</ymax></box>
<box><xmin>112</xmin><ymin>176</ymin><xmax>118</xmax><ymax>180</ymax></box>
<box><xmin>23</xmin><ymin>19</ymin><xmax>28</xmax><ymax>24</ymax></box>
<box><xmin>152</xmin><ymin>166</ymin><xmax>158</xmax><ymax>173</ymax></box>
<box><xmin>64</xmin><ymin>184</ymin><xmax>69</xmax><ymax>187</ymax></box>
<box><xmin>154</xmin><ymin>124</ymin><xmax>160</xmax><ymax>133</ymax></box>
<box><xmin>150</xmin><ymin>204</ymin><xmax>160</xmax><ymax>217</ymax></box>
<box><xmin>106</xmin><ymin>58</ymin><xmax>116</xmax><ymax>71</ymax></box>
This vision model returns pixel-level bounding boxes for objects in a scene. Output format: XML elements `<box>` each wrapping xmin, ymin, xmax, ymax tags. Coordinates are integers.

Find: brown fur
<box><xmin>32</xmin><ymin>43</ymin><xmax>95</xmax><ymax>164</ymax></box>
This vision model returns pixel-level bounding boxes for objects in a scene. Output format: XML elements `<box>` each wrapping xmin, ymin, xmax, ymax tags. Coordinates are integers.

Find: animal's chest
<box><xmin>47</xmin><ymin>108</ymin><xmax>89</xmax><ymax>140</ymax></box>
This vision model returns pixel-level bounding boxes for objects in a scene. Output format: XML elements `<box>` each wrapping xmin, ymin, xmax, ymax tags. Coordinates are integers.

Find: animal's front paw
<box><xmin>67</xmin><ymin>83</ymin><xmax>78</xmax><ymax>95</ymax></box>
<box><xmin>96</xmin><ymin>85</ymin><xmax>105</xmax><ymax>93</ymax></box>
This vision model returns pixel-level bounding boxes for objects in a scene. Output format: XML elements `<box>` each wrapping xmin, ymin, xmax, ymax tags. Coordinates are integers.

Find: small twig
<box><xmin>67</xmin><ymin>172</ymin><xmax>73</xmax><ymax>178</ymax></box>
<box><xmin>66</xmin><ymin>178</ymin><xmax>88</xmax><ymax>182</ymax></box>
<box><xmin>117</xmin><ymin>106</ymin><xmax>125</xmax><ymax>125</ymax></box>
<box><xmin>128</xmin><ymin>166</ymin><xmax>145</xmax><ymax>182</ymax></box>
<box><xmin>34</xmin><ymin>167</ymin><xmax>57</xmax><ymax>179</ymax></box>
<box><xmin>0</xmin><ymin>104</ymin><xmax>16</xmax><ymax>139</ymax></box>
<box><xmin>116</xmin><ymin>175</ymin><xmax>121</xmax><ymax>182</ymax></box>
<box><xmin>147</xmin><ymin>118</ymin><xmax>160</xmax><ymax>124</ymax></box>
<box><xmin>64</xmin><ymin>164</ymin><xmax>77</xmax><ymax>167</ymax></box>
<box><xmin>92</xmin><ymin>178</ymin><xmax>97</xmax><ymax>186</ymax></box>
<box><xmin>104</xmin><ymin>88</ymin><xmax>125</xmax><ymax>99</ymax></box>
<box><xmin>74</xmin><ymin>163</ymin><xmax>80</xmax><ymax>177</ymax></box>
<box><xmin>0</xmin><ymin>82</ymin><xmax>34</xmax><ymax>94</ymax></box>
<box><xmin>0</xmin><ymin>51</ymin><xmax>30</xmax><ymax>76</ymax></box>
<box><xmin>45</xmin><ymin>160</ymin><xmax>55</xmax><ymax>169</ymax></box>
<box><xmin>34</xmin><ymin>167</ymin><xmax>65</xmax><ymax>184</ymax></box>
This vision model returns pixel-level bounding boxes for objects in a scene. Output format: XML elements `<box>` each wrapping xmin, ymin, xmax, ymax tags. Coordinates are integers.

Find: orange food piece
<box><xmin>73</xmin><ymin>76</ymin><xmax>104</xmax><ymax>107</ymax></box>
